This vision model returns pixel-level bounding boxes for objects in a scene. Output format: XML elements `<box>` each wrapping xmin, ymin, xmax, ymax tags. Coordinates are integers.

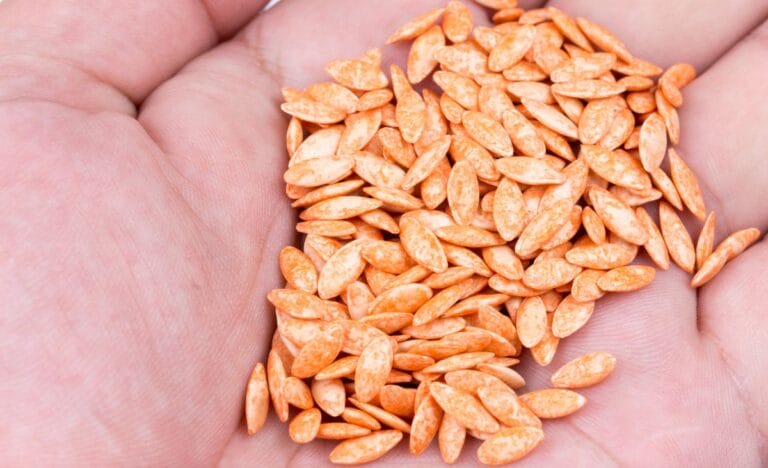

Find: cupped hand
<box><xmin>0</xmin><ymin>0</ymin><xmax>766</xmax><ymax>465</ymax></box>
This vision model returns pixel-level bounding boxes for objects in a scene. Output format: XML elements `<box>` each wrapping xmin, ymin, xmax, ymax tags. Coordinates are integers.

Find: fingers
<box><xmin>547</xmin><ymin>0</ymin><xmax>768</xmax><ymax>71</ymax></box>
<box><xmin>676</xmin><ymin>18</ymin><xmax>768</xmax><ymax>233</ymax></box>
<box><xmin>698</xmin><ymin>240</ymin><xmax>768</xmax><ymax>442</ymax></box>
<box><xmin>0</xmin><ymin>0</ymin><xmax>268</xmax><ymax>110</ymax></box>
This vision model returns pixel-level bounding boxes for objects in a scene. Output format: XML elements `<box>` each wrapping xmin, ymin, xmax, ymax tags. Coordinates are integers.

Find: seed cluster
<box><xmin>244</xmin><ymin>1</ymin><xmax>762</xmax><ymax>465</ymax></box>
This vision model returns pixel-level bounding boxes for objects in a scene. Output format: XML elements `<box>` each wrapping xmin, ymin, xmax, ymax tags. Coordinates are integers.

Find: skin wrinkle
<box><xmin>0</xmin><ymin>52</ymin><xmax>136</xmax><ymax>114</ymax></box>
<box><xmin>566</xmin><ymin>421</ymin><xmax>622</xmax><ymax>467</ymax></box>
<box><xmin>700</xmin><ymin>329</ymin><xmax>767</xmax><ymax>456</ymax></box>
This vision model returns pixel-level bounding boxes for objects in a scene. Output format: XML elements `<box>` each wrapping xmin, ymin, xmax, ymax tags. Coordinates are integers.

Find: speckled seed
<box><xmin>551</xmin><ymin>352</ymin><xmax>617</xmax><ymax>388</ymax></box>
<box><xmin>477</xmin><ymin>426</ymin><xmax>545</xmax><ymax>465</ymax></box>
<box><xmin>329</xmin><ymin>430</ymin><xmax>404</xmax><ymax>465</ymax></box>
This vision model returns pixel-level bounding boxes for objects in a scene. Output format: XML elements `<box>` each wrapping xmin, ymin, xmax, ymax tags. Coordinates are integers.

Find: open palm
<box><xmin>1</xmin><ymin>0</ymin><xmax>766</xmax><ymax>465</ymax></box>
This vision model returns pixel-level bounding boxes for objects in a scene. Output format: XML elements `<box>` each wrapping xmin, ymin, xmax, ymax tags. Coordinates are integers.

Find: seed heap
<box><xmin>245</xmin><ymin>1</ymin><xmax>762</xmax><ymax>465</ymax></box>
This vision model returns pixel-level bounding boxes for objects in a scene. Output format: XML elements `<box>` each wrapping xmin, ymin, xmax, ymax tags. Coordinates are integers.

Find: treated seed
<box><xmin>409</xmin><ymin>395</ymin><xmax>443</xmax><ymax>455</ymax></box>
<box><xmin>551</xmin><ymin>352</ymin><xmax>617</xmax><ymax>388</ymax></box>
<box><xmin>402</xmin><ymin>135</ymin><xmax>451</xmax><ymax>190</ymax></box>
<box><xmin>438</xmin><ymin>413</ymin><xmax>467</xmax><ymax>464</ymax></box>
<box><xmin>399</xmin><ymin>217</ymin><xmax>448</xmax><ymax>273</ymax></box>
<box><xmin>477</xmin><ymin>426</ymin><xmax>545</xmax><ymax>465</ymax></box>
<box><xmin>639</xmin><ymin>113</ymin><xmax>667</xmax><ymax>172</ymax></box>
<box><xmin>355</xmin><ymin>336</ymin><xmax>395</xmax><ymax>403</ymax></box>
<box><xmin>516</xmin><ymin>296</ymin><xmax>547</xmax><ymax>348</ymax></box>
<box><xmin>283</xmin><ymin>376</ymin><xmax>314</xmax><ymax>410</ymax></box>
<box><xmin>519</xmin><ymin>388</ymin><xmax>587</xmax><ymax>418</ymax></box>
<box><xmin>325</xmin><ymin>56</ymin><xmax>389</xmax><ymax>91</ymax></box>
<box><xmin>635</xmin><ymin>207</ymin><xmax>670</xmax><ymax>270</ymax></box>
<box><xmin>387</xmin><ymin>8</ymin><xmax>445</xmax><ymax>43</ymax></box>
<box><xmin>477</xmin><ymin>379</ymin><xmax>541</xmax><ymax>427</ymax></box>
<box><xmin>318</xmin><ymin>239</ymin><xmax>369</xmax><ymax>299</ymax></box>
<box><xmin>448</xmin><ymin>161</ymin><xmax>480</xmax><ymax>225</ymax></box>
<box><xmin>408</xmin><ymin>26</ymin><xmax>445</xmax><ymax>84</ymax></box>
<box><xmin>342</xmin><ymin>408</ymin><xmax>382</xmax><ymax>431</ymax></box>
<box><xmin>597</xmin><ymin>265</ymin><xmax>656</xmax><ymax>292</ymax></box>
<box><xmin>430</xmin><ymin>382</ymin><xmax>500</xmax><ymax>433</ymax></box>
<box><xmin>552</xmin><ymin>295</ymin><xmax>595</xmax><ymax>338</ymax></box>
<box><xmin>691</xmin><ymin>228</ymin><xmax>761</xmax><ymax>287</ymax></box>
<box><xmin>515</xmin><ymin>200</ymin><xmax>572</xmax><ymax>257</ymax></box>
<box><xmin>696</xmin><ymin>212</ymin><xmax>716</xmax><ymax>270</ymax></box>
<box><xmin>462</xmin><ymin>110</ymin><xmax>514</xmax><ymax>157</ymax></box>
<box><xmin>589</xmin><ymin>186</ymin><xmax>648</xmax><ymax>245</ymax></box>
<box><xmin>522</xmin><ymin>98</ymin><xmax>578</xmax><ymax>139</ymax></box>
<box><xmin>433</xmin><ymin>70</ymin><xmax>480</xmax><ymax>110</ymax></box>
<box><xmin>489</xmin><ymin>24</ymin><xmax>537</xmax><ymax>71</ymax></box>
<box><xmin>496</xmin><ymin>156</ymin><xmax>565</xmax><ymax>185</ymax></box>
<box><xmin>659</xmin><ymin>201</ymin><xmax>696</xmax><ymax>273</ymax></box>
<box><xmin>245</xmin><ymin>363</ymin><xmax>270</xmax><ymax>435</ymax></box>
<box><xmin>668</xmin><ymin>148</ymin><xmax>706</xmax><ymax>221</ymax></box>
<box><xmin>291</xmin><ymin>322</ymin><xmax>345</xmax><ymax>379</ymax></box>
<box><xmin>575</xmin><ymin>17</ymin><xmax>632</xmax><ymax>62</ymax></box>
<box><xmin>289</xmin><ymin>408</ymin><xmax>322</xmax><ymax>444</ymax></box>
<box><xmin>329</xmin><ymin>430</ymin><xmax>404</xmax><ymax>464</ymax></box>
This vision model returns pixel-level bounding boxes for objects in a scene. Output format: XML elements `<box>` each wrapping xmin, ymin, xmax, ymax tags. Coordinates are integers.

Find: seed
<box><xmin>696</xmin><ymin>212</ymin><xmax>717</xmax><ymax>270</ymax></box>
<box><xmin>551</xmin><ymin>352</ymin><xmax>617</xmax><ymax>388</ymax></box>
<box><xmin>349</xmin><ymin>398</ymin><xmax>412</xmax><ymax>433</ymax></box>
<box><xmin>565</xmin><ymin>241</ymin><xmax>637</xmax><ymax>269</ymax></box>
<box><xmin>267</xmin><ymin>350</ymin><xmax>289</xmax><ymax>423</ymax></box>
<box><xmin>589</xmin><ymin>186</ymin><xmax>648</xmax><ymax>245</ymax></box>
<box><xmin>552</xmin><ymin>295</ymin><xmax>595</xmax><ymax>338</ymax></box>
<box><xmin>462</xmin><ymin>110</ymin><xmax>514</xmax><ymax>157</ymax></box>
<box><xmin>447</xmin><ymin>160</ymin><xmax>480</xmax><ymax>225</ymax></box>
<box><xmin>635</xmin><ymin>207</ymin><xmax>670</xmax><ymax>270</ymax></box>
<box><xmin>477</xmin><ymin>426</ymin><xmax>545</xmax><ymax>465</ymax></box>
<box><xmin>325</xmin><ymin>55</ymin><xmax>389</xmax><ymax>91</ymax></box>
<box><xmin>496</xmin><ymin>156</ymin><xmax>566</xmax><ymax>185</ymax></box>
<box><xmin>283</xmin><ymin>376</ymin><xmax>314</xmax><ymax>410</ymax></box>
<box><xmin>477</xmin><ymin>379</ymin><xmax>541</xmax><ymax>428</ymax></box>
<box><xmin>245</xmin><ymin>363</ymin><xmax>270</xmax><ymax>435</ymax></box>
<box><xmin>581</xmin><ymin>145</ymin><xmax>651</xmax><ymax>192</ymax></box>
<box><xmin>387</xmin><ymin>8</ymin><xmax>445</xmax><ymax>44</ymax></box>
<box><xmin>475</xmin><ymin>362</ymin><xmax>526</xmax><ymax>389</ymax></box>
<box><xmin>430</xmin><ymin>382</ymin><xmax>500</xmax><ymax>433</ymax></box>
<box><xmin>341</xmin><ymin>408</ymin><xmax>382</xmax><ymax>431</ymax></box>
<box><xmin>355</xmin><ymin>336</ymin><xmax>395</xmax><ymax>403</ymax></box>
<box><xmin>659</xmin><ymin>201</ymin><xmax>696</xmax><ymax>273</ymax></box>
<box><xmin>597</xmin><ymin>265</ymin><xmax>656</xmax><ymax>292</ymax></box>
<box><xmin>639</xmin><ymin>112</ymin><xmax>667</xmax><ymax>172</ymax></box>
<box><xmin>575</xmin><ymin>17</ymin><xmax>633</xmax><ymax>62</ymax></box>
<box><xmin>409</xmin><ymin>394</ymin><xmax>443</xmax><ymax>455</ymax></box>
<box><xmin>521</xmin><ymin>98</ymin><xmax>578</xmax><ymax>139</ymax></box>
<box><xmin>519</xmin><ymin>388</ymin><xmax>587</xmax><ymax>418</ymax></box>
<box><xmin>329</xmin><ymin>430</ymin><xmax>404</xmax><ymax>464</ymax></box>
<box><xmin>317</xmin><ymin>238</ymin><xmax>369</xmax><ymax>299</ymax></box>
<box><xmin>516</xmin><ymin>296</ymin><xmax>547</xmax><ymax>348</ymax></box>
<box><xmin>552</xmin><ymin>80</ymin><xmax>626</xmax><ymax>99</ymax></box>
<box><xmin>668</xmin><ymin>148</ymin><xmax>706</xmax><ymax>221</ymax></box>
<box><xmin>489</xmin><ymin>24</ymin><xmax>537</xmax><ymax>71</ymax></box>
<box><xmin>523</xmin><ymin>257</ymin><xmax>582</xmax><ymax>290</ymax></box>
<box><xmin>407</xmin><ymin>26</ymin><xmax>445</xmax><ymax>84</ymax></box>
<box><xmin>515</xmin><ymin>200</ymin><xmax>572</xmax><ymax>257</ymax></box>
<box><xmin>691</xmin><ymin>228</ymin><xmax>761</xmax><ymax>287</ymax></box>
<box><xmin>438</xmin><ymin>413</ymin><xmax>467</xmax><ymax>464</ymax></box>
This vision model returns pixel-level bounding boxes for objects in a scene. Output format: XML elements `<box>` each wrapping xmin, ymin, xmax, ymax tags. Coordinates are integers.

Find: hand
<box><xmin>1</xmin><ymin>0</ymin><xmax>766</xmax><ymax>465</ymax></box>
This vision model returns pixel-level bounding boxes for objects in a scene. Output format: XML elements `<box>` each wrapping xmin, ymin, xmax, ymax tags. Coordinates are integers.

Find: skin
<box><xmin>0</xmin><ymin>0</ymin><xmax>767</xmax><ymax>465</ymax></box>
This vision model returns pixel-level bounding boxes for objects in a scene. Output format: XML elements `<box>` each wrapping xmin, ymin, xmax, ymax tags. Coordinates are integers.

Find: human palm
<box><xmin>1</xmin><ymin>0</ymin><xmax>766</xmax><ymax>465</ymax></box>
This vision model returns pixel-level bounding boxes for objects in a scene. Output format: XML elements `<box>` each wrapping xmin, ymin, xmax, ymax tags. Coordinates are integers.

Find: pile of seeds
<box><xmin>244</xmin><ymin>1</ymin><xmax>762</xmax><ymax>464</ymax></box>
